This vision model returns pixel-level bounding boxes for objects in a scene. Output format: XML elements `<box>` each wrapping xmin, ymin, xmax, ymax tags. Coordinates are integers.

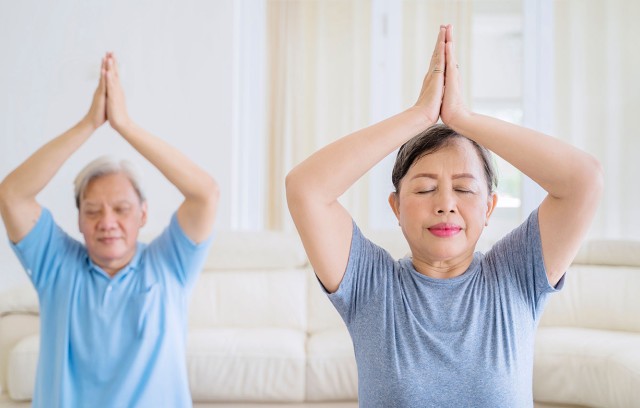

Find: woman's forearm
<box><xmin>448</xmin><ymin>112</ymin><xmax>602</xmax><ymax>199</ymax></box>
<box><xmin>287</xmin><ymin>108</ymin><xmax>433</xmax><ymax>204</ymax></box>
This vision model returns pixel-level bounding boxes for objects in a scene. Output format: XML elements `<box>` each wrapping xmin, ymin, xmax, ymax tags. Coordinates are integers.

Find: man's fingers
<box><xmin>107</xmin><ymin>52</ymin><xmax>120</xmax><ymax>78</ymax></box>
<box><xmin>98</xmin><ymin>57</ymin><xmax>107</xmax><ymax>91</ymax></box>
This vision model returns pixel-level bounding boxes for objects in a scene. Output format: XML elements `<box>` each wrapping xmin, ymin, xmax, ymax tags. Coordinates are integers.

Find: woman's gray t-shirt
<box><xmin>326</xmin><ymin>209</ymin><xmax>563</xmax><ymax>407</ymax></box>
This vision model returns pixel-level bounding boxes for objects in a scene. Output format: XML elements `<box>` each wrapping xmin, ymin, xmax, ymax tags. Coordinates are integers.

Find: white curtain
<box><xmin>554</xmin><ymin>0</ymin><xmax>640</xmax><ymax>240</ymax></box>
<box><xmin>401</xmin><ymin>0</ymin><xmax>473</xmax><ymax>108</ymax></box>
<box><xmin>265</xmin><ymin>0</ymin><xmax>372</xmax><ymax>230</ymax></box>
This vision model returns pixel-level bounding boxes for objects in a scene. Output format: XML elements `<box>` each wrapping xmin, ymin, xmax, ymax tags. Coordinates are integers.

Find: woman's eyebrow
<box><xmin>410</xmin><ymin>173</ymin><xmax>477</xmax><ymax>180</ymax></box>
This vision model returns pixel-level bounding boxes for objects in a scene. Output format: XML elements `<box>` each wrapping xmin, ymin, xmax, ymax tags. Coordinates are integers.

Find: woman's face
<box><xmin>389</xmin><ymin>138</ymin><xmax>497</xmax><ymax>276</ymax></box>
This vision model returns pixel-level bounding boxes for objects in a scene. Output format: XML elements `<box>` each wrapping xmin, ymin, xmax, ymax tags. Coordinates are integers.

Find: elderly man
<box><xmin>0</xmin><ymin>52</ymin><xmax>219</xmax><ymax>407</ymax></box>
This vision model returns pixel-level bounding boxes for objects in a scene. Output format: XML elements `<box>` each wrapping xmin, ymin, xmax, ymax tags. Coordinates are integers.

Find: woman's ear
<box><xmin>485</xmin><ymin>192</ymin><xmax>498</xmax><ymax>226</ymax></box>
<box><xmin>388</xmin><ymin>192</ymin><xmax>401</xmax><ymax>221</ymax></box>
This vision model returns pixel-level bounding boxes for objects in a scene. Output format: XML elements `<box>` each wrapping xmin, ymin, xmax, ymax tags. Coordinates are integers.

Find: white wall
<box><xmin>0</xmin><ymin>0</ymin><xmax>236</xmax><ymax>291</ymax></box>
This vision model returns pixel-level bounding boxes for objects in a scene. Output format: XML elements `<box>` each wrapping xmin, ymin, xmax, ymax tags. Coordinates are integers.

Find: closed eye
<box><xmin>416</xmin><ymin>189</ymin><xmax>436</xmax><ymax>194</ymax></box>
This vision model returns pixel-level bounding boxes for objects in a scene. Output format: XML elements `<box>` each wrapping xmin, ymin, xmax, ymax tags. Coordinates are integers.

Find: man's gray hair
<box><xmin>74</xmin><ymin>156</ymin><xmax>145</xmax><ymax>208</ymax></box>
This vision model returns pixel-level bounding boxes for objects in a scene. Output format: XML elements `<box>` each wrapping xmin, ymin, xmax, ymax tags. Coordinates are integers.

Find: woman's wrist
<box><xmin>405</xmin><ymin>106</ymin><xmax>439</xmax><ymax>130</ymax></box>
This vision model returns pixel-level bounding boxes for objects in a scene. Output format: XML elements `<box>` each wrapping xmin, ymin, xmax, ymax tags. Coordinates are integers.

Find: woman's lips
<box><xmin>427</xmin><ymin>223</ymin><xmax>462</xmax><ymax>237</ymax></box>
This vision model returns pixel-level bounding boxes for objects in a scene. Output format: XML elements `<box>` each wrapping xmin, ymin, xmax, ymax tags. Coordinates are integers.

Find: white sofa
<box><xmin>534</xmin><ymin>240</ymin><xmax>640</xmax><ymax>408</ymax></box>
<box><xmin>1</xmin><ymin>232</ymin><xmax>639</xmax><ymax>407</ymax></box>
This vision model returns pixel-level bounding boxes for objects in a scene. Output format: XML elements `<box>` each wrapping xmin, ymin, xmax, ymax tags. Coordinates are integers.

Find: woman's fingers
<box><xmin>429</xmin><ymin>26</ymin><xmax>446</xmax><ymax>74</ymax></box>
<box><xmin>412</xmin><ymin>26</ymin><xmax>448</xmax><ymax>124</ymax></box>
<box><xmin>445</xmin><ymin>41</ymin><xmax>459</xmax><ymax>90</ymax></box>
<box><xmin>441</xmin><ymin>25</ymin><xmax>470</xmax><ymax>125</ymax></box>
<box><xmin>444</xmin><ymin>25</ymin><xmax>459</xmax><ymax>85</ymax></box>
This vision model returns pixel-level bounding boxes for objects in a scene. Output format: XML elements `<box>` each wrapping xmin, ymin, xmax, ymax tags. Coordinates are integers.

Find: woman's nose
<box><xmin>434</xmin><ymin>191</ymin><xmax>456</xmax><ymax>214</ymax></box>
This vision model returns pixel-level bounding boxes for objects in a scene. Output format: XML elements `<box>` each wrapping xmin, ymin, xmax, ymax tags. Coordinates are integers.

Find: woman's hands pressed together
<box><xmin>413</xmin><ymin>24</ymin><xmax>470</xmax><ymax>127</ymax></box>
<box><xmin>413</xmin><ymin>25</ymin><xmax>446</xmax><ymax>125</ymax></box>
<box><xmin>440</xmin><ymin>24</ymin><xmax>470</xmax><ymax>127</ymax></box>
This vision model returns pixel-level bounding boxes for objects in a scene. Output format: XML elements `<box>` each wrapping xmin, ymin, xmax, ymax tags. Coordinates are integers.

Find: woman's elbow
<box><xmin>285</xmin><ymin>169</ymin><xmax>302</xmax><ymax>202</ymax></box>
<box><xmin>575</xmin><ymin>153</ymin><xmax>604</xmax><ymax>200</ymax></box>
<box><xmin>586</xmin><ymin>154</ymin><xmax>604</xmax><ymax>196</ymax></box>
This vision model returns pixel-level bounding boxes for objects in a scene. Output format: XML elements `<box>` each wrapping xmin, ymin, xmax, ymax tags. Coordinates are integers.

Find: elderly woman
<box><xmin>286</xmin><ymin>25</ymin><xmax>602</xmax><ymax>407</ymax></box>
<box><xmin>0</xmin><ymin>53</ymin><xmax>218</xmax><ymax>407</ymax></box>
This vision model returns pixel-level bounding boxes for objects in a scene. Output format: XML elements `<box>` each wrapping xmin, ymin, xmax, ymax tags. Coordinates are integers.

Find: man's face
<box><xmin>78</xmin><ymin>172</ymin><xmax>147</xmax><ymax>276</ymax></box>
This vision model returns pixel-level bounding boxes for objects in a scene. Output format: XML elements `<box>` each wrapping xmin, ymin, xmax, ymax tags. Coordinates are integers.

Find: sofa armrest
<box><xmin>0</xmin><ymin>310</ymin><xmax>39</xmax><ymax>398</ymax></box>
<box><xmin>0</xmin><ymin>284</ymin><xmax>39</xmax><ymax>396</ymax></box>
<box><xmin>0</xmin><ymin>285</ymin><xmax>38</xmax><ymax>318</ymax></box>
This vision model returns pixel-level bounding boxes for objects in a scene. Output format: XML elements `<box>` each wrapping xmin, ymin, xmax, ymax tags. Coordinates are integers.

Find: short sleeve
<box><xmin>326</xmin><ymin>221</ymin><xmax>396</xmax><ymax>326</ymax></box>
<box><xmin>10</xmin><ymin>208</ymin><xmax>81</xmax><ymax>291</ymax></box>
<box><xmin>146</xmin><ymin>212</ymin><xmax>214</xmax><ymax>290</ymax></box>
<box><xmin>485</xmin><ymin>208</ymin><xmax>564</xmax><ymax>320</ymax></box>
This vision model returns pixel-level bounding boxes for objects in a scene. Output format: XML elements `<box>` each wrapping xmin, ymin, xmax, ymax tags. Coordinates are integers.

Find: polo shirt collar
<box><xmin>86</xmin><ymin>242</ymin><xmax>143</xmax><ymax>281</ymax></box>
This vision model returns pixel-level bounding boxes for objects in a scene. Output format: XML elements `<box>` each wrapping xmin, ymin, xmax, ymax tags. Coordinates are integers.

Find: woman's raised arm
<box><xmin>286</xmin><ymin>27</ymin><xmax>448</xmax><ymax>293</ymax></box>
<box><xmin>440</xmin><ymin>25</ymin><xmax>603</xmax><ymax>285</ymax></box>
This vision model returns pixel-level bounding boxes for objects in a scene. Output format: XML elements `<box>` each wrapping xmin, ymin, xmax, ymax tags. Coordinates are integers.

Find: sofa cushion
<box><xmin>573</xmin><ymin>239</ymin><xmax>640</xmax><ymax>267</ymax></box>
<box><xmin>540</xmin><ymin>265</ymin><xmax>640</xmax><ymax>332</ymax></box>
<box><xmin>307</xmin><ymin>270</ymin><xmax>347</xmax><ymax>335</ymax></box>
<box><xmin>189</xmin><ymin>269</ymin><xmax>307</xmax><ymax>331</ymax></box>
<box><xmin>0</xmin><ymin>286</ymin><xmax>38</xmax><ymax>316</ymax></box>
<box><xmin>6</xmin><ymin>328</ymin><xmax>307</xmax><ymax>403</ymax></box>
<box><xmin>187</xmin><ymin>327</ymin><xmax>306</xmax><ymax>402</ymax></box>
<box><xmin>203</xmin><ymin>232</ymin><xmax>308</xmax><ymax>270</ymax></box>
<box><xmin>6</xmin><ymin>334</ymin><xmax>38</xmax><ymax>401</ymax></box>
<box><xmin>534</xmin><ymin>327</ymin><xmax>640</xmax><ymax>407</ymax></box>
<box><xmin>0</xmin><ymin>313</ymin><xmax>39</xmax><ymax>398</ymax></box>
<box><xmin>306</xmin><ymin>328</ymin><xmax>357</xmax><ymax>401</ymax></box>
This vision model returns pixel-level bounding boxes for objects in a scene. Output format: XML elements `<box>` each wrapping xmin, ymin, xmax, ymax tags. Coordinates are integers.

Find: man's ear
<box><xmin>388</xmin><ymin>192</ymin><xmax>401</xmax><ymax>221</ymax></box>
<box><xmin>485</xmin><ymin>192</ymin><xmax>498</xmax><ymax>226</ymax></box>
<box><xmin>140</xmin><ymin>201</ymin><xmax>148</xmax><ymax>228</ymax></box>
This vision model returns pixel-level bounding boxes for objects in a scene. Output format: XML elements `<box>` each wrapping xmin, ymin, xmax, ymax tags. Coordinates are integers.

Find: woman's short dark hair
<box><xmin>391</xmin><ymin>124</ymin><xmax>497</xmax><ymax>194</ymax></box>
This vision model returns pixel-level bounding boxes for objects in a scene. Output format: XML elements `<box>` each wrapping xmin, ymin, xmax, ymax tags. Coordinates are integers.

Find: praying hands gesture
<box><xmin>287</xmin><ymin>23</ymin><xmax>602</xmax><ymax>294</ymax></box>
<box><xmin>412</xmin><ymin>24</ymin><xmax>467</xmax><ymax>126</ymax></box>
<box><xmin>0</xmin><ymin>52</ymin><xmax>218</xmax><ymax>246</ymax></box>
<box><xmin>287</xmin><ymin>25</ymin><xmax>453</xmax><ymax>293</ymax></box>
<box><xmin>94</xmin><ymin>52</ymin><xmax>219</xmax><ymax>243</ymax></box>
<box><xmin>432</xmin><ymin>26</ymin><xmax>603</xmax><ymax>286</ymax></box>
<box><xmin>82</xmin><ymin>52</ymin><xmax>135</xmax><ymax>133</ymax></box>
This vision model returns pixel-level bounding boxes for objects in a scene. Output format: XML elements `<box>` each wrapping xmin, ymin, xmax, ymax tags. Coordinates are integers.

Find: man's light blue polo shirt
<box><xmin>10</xmin><ymin>208</ymin><xmax>213</xmax><ymax>408</ymax></box>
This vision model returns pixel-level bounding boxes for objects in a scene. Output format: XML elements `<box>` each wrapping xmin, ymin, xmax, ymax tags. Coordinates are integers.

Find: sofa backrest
<box><xmin>539</xmin><ymin>239</ymin><xmax>640</xmax><ymax>332</ymax></box>
<box><xmin>188</xmin><ymin>231</ymin><xmax>311</xmax><ymax>331</ymax></box>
